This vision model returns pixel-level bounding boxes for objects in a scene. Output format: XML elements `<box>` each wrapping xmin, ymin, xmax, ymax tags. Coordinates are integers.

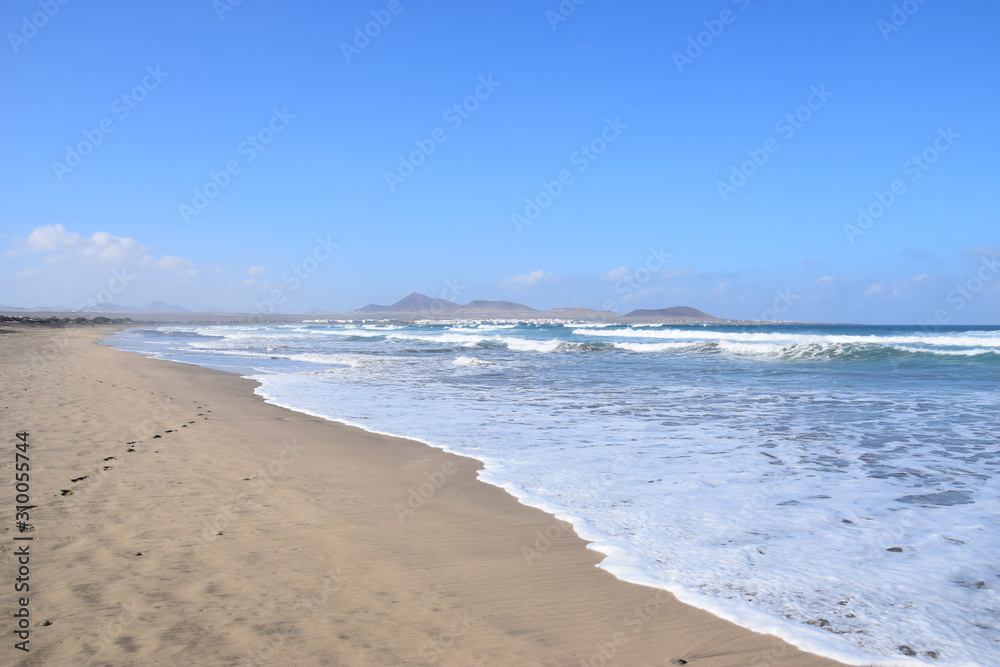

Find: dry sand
<box><xmin>0</xmin><ymin>325</ymin><xmax>845</xmax><ymax>666</ymax></box>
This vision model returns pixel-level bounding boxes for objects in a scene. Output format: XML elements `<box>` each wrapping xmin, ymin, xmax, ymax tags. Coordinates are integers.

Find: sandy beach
<box><xmin>0</xmin><ymin>324</ymin><xmax>844</xmax><ymax>666</ymax></box>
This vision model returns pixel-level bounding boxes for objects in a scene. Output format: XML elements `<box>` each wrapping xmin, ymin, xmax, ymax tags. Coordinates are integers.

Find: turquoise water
<box><xmin>110</xmin><ymin>322</ymin><xmax>1000</xmax><ymax>666</ymax></box>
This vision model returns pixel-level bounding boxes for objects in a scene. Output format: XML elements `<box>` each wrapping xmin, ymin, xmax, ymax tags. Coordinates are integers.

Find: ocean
<box><xmin>108</xmin><ymin>322</ymin><xmax>1000</xmax><ymax>666</ymax></box>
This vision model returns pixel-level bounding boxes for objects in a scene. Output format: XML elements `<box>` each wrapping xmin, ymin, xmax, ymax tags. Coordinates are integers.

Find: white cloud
<box><xmin>600</xmin><ymin>266</ymin><xmax>630</xmax><ymax>282</ymax></box>
<box><xmin>865</xmin><ymin>273</ymin><xmax>933</xmax><ymax>298</ymax></box>
<box><xmin>602</xmin><ymin>266</ymin><xmax>696</xmax><ymax>283</ymax></box>
<box><xmin>15</xmin><ymin>225</ymin><xmax>194</xmax><ymax>276</ymax></box>
<box><xmin>20</xmin><ymin>224</ymin><xmax>146</xmax><ymax>264</ymax></box>
<box><xmin>23</xmin><ymin>224</ymin><xmax>80</xmax><ymax>252</ymax></box>
<box><xmin>864</xmin><ymin>282</ymin><xmax>885</xmax><ymax>297</ymax></box>
<box><xmin>622</xmin><ymin>286</ymin><xmax>667</xmax><ymax>302</ymax></box>
<box><xmin>660</xmin><ymin>267</ymin><xmax>698</xmax><ymax>280</ymax></box>
<box><xmin>86</xmin><ymin>231</ymin><xmax>144</xmax><ymax>262</ymax></box>
<box><xmin>157</xmin><ymin>255</ymin><xmax>188</xmax><ymax>271</ymax></box>
<box><xmin>815</xmin><ymin>275</ymin><xmax>837</xmax><ymax>286</ymax></box>
<box><xmin>501</xmin><ymin>269</ymin><xmax>558</xmax><ymax>289</ymax></box>
<box><xmin>248</xmin><ymin>265</ymin><xmax>266</xmax><ymax>277</ymax></box>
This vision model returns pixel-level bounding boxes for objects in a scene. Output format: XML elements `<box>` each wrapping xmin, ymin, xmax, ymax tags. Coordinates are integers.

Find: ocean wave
<box><xmin>612</xmin><ymin>341</ymin><xmax>702</xmax><ymax>353</ymax></box>
<box><xmin>503</xmin><ymin>338</ymin><xmax>564</xmax><ymax>353</ymax></box>
<box><xmin>452</xmin><ymin>355</ymin><xmax>490</xmax><ymax>367</ymax></box>
<box><xmin>289</xmin><ymin>353</ymin><xmax>360</xmax><ymax>367</ymax></box>
<box><xmin>314</xmin><ymin>328</ymin><xmax>386</xmax><ymax>338</ymax></box>
<box><xmin>387</xmin><ymin>333</ymin><xmax>487</xmax><ymax>347</ymax></box>
<box><xmin>573</xmin><ymin>327</ymin><xmax>1000</xmax><ymax>348</ymax></box>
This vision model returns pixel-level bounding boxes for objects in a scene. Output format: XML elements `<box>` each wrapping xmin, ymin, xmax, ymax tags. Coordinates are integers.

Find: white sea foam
<box><xmin>289</xmin><ymin>352</ymin><xmax>360</xmax><ymax>367</ymax></box>
<box><xmin>573</xmin><ymin>327</ymin><xmax>1000</xmax><ymax>349</ymax></box>
<box><xmin>452</xmin><ymin>355</ymin><xmax>489</xmax><ymax>367</ymax></box>
<box><xmin>611</xmin><ymin>341</ymin><xmax>700</xmax><ymax>353</ymax></box>
<box><xmin>386</xmin><ymin>333</ymin><xmax>487</xmax><ymax>346</ymax></box>
<box><xmin>503</xmin><ymin>337</ymin><xmax>564</xmax><ymax>353</ymax></box>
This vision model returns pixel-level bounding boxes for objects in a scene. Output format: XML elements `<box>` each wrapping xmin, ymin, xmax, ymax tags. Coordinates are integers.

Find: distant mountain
<box><xmin>357</xmin><ymin>292</ymin><xmax>459</xmax><ymax>315</ymax></box>
<box><xmin>0</xmin><ymin>301</ymin><xmax>190</xmax><ymax>313</ymax></box>
<box><xmin>544</xmin><ymin>307</ymin><xmax>620</xmax><ymax>320</ymax></box>
<box><xmin>78</xmin><ymin>301</ymin><xmax>190</xmax><ymax>313</ymax></box>
<box><xmin>353</xmin><ymin>293</ymin><xmax>719</xmax><ymax>322</ymax></box>
<box><xmin>454</xmin><ymin>299</ymin><xmax>539</xmax><ymax>316</ymax></box>
<box><xmin>142</xmin><ymin>301</ymin><xmax>191</xmax><ymax>313</ymax></box>
<box><xmin>81</xmin><ymin>303</ymin><xmax>138</xmax><ymax>312</ymax></box>
<box><xmin>622</xmin><ymin>306</ymin><xmax>718</xmax><ymax>322</ymax></box>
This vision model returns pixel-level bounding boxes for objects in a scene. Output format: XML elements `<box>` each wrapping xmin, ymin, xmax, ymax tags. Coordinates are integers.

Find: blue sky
<box><xmin>1</xmin><ymin>0</ymin><xmax>997</xmax><ymax>323</ymax></box>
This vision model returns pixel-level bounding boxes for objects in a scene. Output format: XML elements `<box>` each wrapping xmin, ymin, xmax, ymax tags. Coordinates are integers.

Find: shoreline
<box><xmin>1</xmin><ymin>324</ymin><xmax>844</xmax><ymax>665</ymax></box>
